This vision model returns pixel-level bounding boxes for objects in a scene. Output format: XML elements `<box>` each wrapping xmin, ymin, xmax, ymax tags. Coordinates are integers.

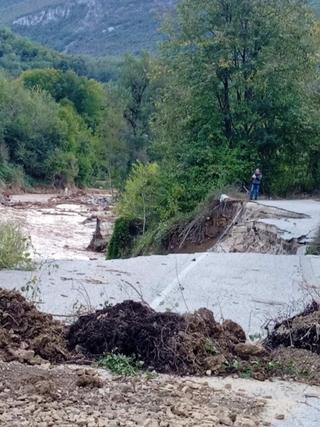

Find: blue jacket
<box><xmin>252</xmin><ymin>173</ymin><xmax>262</xmax><ymax>186</ymax></box>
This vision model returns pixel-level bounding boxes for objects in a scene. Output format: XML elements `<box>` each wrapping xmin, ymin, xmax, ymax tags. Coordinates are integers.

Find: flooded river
<box><xmin>0</xmin><ymin>191</ymin><xmax>115</xmax><ymax>260</ymax></box>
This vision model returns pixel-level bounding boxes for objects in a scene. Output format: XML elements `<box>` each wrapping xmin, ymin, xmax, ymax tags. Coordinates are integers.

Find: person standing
<box><xmin>250</xmin><ymin>168</ymin><xmax>262</xmax><ymax>200</ymax></box>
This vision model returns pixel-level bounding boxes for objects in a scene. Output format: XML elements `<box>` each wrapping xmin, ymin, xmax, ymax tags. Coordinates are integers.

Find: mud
<box><xmin>67</xmin><ymin>300</ymin><xmax>270</xmax><ymax>376</ymax></box>
<box><xmin>0</xmin><ymin>289</ymin><xmax>70</xmax><ymax>363</ymax></box>
<box><xmin>265</xmin><ymin>301</ymin><xmax>320</xmax><ymax>354</ymax></box>
<box><xmin>167</xmin><ymin>199</ymin><xmax>243</xmax><ymax>253</ymax></box>
<box><xmin>0</xmin><ymin>190</ymin><xmax>115</xmax><ymax>260</ymax></box>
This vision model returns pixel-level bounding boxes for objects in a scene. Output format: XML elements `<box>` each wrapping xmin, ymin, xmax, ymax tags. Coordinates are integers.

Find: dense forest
<box><xmin>0</xmin><ymin>0</ymin><xmax>320</xmax><ymax>257</ymax></box>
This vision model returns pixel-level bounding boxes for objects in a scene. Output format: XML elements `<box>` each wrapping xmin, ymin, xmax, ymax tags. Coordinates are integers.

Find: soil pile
<box><xmin>0</xmin><ymin>289</ymin><xmax>70</xmax><ymax>363</ymax></box>
<box><xmin>265</xmin><ymin>301</ymin><xmax>320</xmax><ymax>353</ymax></box>
<box><xmin>68</xmin><ymin>300</ymin><xmax>267</xmax><ymax>375</ymax></box>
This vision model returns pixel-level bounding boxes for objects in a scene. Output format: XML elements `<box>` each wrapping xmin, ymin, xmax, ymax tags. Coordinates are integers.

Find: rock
<box><xmin>110</xmin><ymin>393</ymin><xmax>123</xmax><ymax>403</ymax></box>
<box><xmin>143</xmin><ymin>419</ymin><xmax>159</xmax><ymax>427</ymax></box>
<box><xmin>275</xmin><ymin>414</ymin><xmax>285</xmax><ymax>420</ymax></box>
<box><xmin>10</xmin><ymin>349</ymin><xmax>35</xmax><ymax>363</ymax></box>
<box><xmin>234</xmin><ymin>417</ymin><xmax>256</xmax><ymax>427</ymax></box>
<box><xmin>219</xmin><ymin>413</ymin><xmax>233</xmax><ymax>426</ymax></box>
<box><xmin>172</xmin><ymin>403</ymin><xmax>189</xmax><ymax>417</ymax></box>
<box><xmin>204</xmin><ymin>354</ymin><xmax>227</xmax><ymax>373</ymax></box>
<box><xmin>234</xmin><ymin>343</ymin><xmax>267</xmax><ymax>359</ymax></box>
<box><xmin>87</xmin><ymin>218</ymin><xmax>106</xmax><ymax>252</ymax></box>
<box><xmin>119</xmin><ymin>384</ymin><xmax>134</xmax><ymax>394</ymax></box>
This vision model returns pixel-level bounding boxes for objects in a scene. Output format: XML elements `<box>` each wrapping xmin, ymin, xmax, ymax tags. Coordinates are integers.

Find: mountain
<box><xmin>0</xmin><ymin>27</ymin><xmax>121</xmax><ymax>82</ymax></box>
<box><xmin>0</xmin><ymin>0</ymin><xmax>319</xmax><ymax>57</ymax></box>
<box><xmin>0</xmin><ymin>0</ymin><xmax>176</xmax><ymax>56</ymax></box>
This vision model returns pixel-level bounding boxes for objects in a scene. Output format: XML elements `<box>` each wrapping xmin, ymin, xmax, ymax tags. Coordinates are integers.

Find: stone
<box><xmin>234</xmin><ymin>343</ymin><xmax>268</xmax><ymax>359</ymax></box>
<box><xmin>219</xmin><ymin>414</ymin><xmax>233</xmax><ymax>426</ymax></box>
<box><xmin>110</xmin><ymin>393</ymin><xmax>123</xmax><ymax>403</ymax></box>
<box><xmin>234</xmin><ymin>417</ymin><xmax>256</xmax><ymax>427</ymax></box>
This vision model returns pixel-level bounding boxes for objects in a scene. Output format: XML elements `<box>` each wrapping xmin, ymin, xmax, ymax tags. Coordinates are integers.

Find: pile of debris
<box><xmin>265</xmin><ymin>301</ymin><xmax>320</xmax><ymax>353</ymax></box>
<box><xmin>68</xmin><ymin>300</ymin><xmax>268</xmax><ymax>376</ymax></box>
<box><xmin>0</xmin><ymin>289</ymin><xmax>70</xmax><ymax>364</ymax></box>
<box><xmin>2</xmin><ymin>286</ymin><xmax>320</xmax><ymax>384</ymax></box>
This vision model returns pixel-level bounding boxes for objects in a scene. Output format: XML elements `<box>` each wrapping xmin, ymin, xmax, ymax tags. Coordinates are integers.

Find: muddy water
<box><xmin>0</xmin><ymin>192</ymin><xmax>115</xmax><ymax>260</ymax></box>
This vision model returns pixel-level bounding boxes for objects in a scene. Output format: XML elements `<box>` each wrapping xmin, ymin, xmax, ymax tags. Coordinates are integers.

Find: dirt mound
<box><xmin>0</xmin><ymin>289</ymin><xmax>70</xmax><ymax>363</ymax></box>
<box><xmin>67</xmin><ymin>300</ymin><xmax>267</xmax><ymax>375</ymax></box>
<box><xmin>265</xmin><ymin>301</ymin><xmax>320</xmax><ymax>353</ymax></box>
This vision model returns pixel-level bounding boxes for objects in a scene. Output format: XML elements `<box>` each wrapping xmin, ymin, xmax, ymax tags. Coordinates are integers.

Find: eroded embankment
<box><xmin>168</xmin><ymin>199</ymin><xmax>307</xmax><ymax>255</ymax></box>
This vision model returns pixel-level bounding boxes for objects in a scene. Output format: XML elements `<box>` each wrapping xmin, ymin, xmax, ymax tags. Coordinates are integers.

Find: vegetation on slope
<box><xmin>0</xmin><ymin>1</ymin><xmax>320</xmax><ymax>260</ymax></box>
<box><xmin>0</xmin><ymin>32</ymin><xmax>158</xmax><ymax>189</ymax></box>
<box><xmin>0</xmin><ymin>0</ymin><xmax>176</xmax><ymax>56</ymax></box>
<box><xmin>1</xmin><ymin>1</ymin><xmax>320</xmax><ymax>57</ymax></box>
<box><xmin>109</xmin><ymin>0</ymin><xmax>320</xmax><ymax>257</ymax></box>
<box><xmin>0</xmin><ymin>27</ymin><xmax>121</xmax><ymax>81</ymax></box>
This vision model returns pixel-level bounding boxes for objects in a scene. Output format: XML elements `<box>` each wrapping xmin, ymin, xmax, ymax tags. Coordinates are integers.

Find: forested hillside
<box><xmin>0</xmin><ymin>28</ymin><xmax>156</xmax><ymax>189</ymax></box>
<box><xmin>0</xmin><ymin>0</ymin><xmax>176</xmax><ymax>56</ymax></box>
<box><xmin>0</xmin><ymin>28</ymin><xmax>120</xmax><ymax>81</ymax></box>
<box><xmin>0</xmin><ymin>0</ymin><xmax>320</xmax><ymax>258</ymax></box>
<box><xmin>108</xmin><ymin>0</ymin><xmax>320</xmax><ymax>257</ymax></box>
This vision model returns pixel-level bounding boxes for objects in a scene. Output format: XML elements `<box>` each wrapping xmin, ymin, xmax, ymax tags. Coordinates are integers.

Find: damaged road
<box><xmin>0</xmin><ymin>197</ymin><xmax>320</xmax><ymax>426</ymax></box>
<box><xmin>2</xmin><ymin>289</ymin><xmax>320</xmax><ymax>426</ymax></box>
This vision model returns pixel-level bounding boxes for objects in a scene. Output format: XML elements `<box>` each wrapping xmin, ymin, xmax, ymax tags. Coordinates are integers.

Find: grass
<box><xmin>0</xmin><ymin>222</ymin><xmax>33</xmax><ymax>270</ymax></box>
<box><xmin>306</xmin><ymin>226</ymin><xmax>320</xmax><ymax>255</ymax></box>
<box><xmin>98</xmin><ymin>353</ymin><xmax>142</xmax><ymax>376</ymax></box>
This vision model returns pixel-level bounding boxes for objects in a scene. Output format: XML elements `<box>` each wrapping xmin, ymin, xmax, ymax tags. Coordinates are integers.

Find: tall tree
<box><xmin>120</xmin><ymin>54</ymin><xmax>161</xmax><ymax>164</ymax></box>
<box><xmin>153</xmin><ymin>0</ymin><xmax>320</xmax><ymax>206</ymax></box>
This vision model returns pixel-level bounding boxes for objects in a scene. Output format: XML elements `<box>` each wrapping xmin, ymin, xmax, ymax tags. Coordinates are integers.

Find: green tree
<box><xmin>118</xmin><ymin>162</ymin><xmax>162</xmax><ymax>233</ymax></box>
<box><xmin>97</xmin><ymin>87</ymin><xmax>130</xmax><ymax>187</ymax></box>
<box><xmin>120</xmin><ymin>54</ymin><xmax>161</xmax><ymax>164</ymax></box>
<box><xmin>0</xmin><ymin>72</ymin><xmax>97</xmax><ymax>186</ymax></box>
<box><xmin>153</xmin><ymin>0</ymin><xmax>320</xmax><ymax>206</ymax></box>
<box><xmin>21</xmin><ymin>68</ymin><xmax>106</xmax><ymax>130</ymax></box>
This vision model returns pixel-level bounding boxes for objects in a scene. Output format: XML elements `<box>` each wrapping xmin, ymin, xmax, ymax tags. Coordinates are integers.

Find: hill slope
<box><xmin>0</xmin><ymin>0</ymin><xmax>176</xmax><ymax>56</ymax></box>
<box><xmin>0</xmin><ymin>27</ymin><xmax>121</xmax><ymax>81</ymax></box>
<box><xmin>0</xmin><ymin>1</ymin><xmax>319</xmax><ymax>57</ymax></box>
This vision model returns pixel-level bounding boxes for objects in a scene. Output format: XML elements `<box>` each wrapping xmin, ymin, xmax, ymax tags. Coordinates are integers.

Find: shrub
<box><xmin>306</xmin><ymin>226</ymin><xmax>320</xmax><ymax>255</ymax></box>
<box><xmin>107</xmin><ymin>217</ymin><xmax>142</xmax><ymax>259</ymax></box>
<box><xmin>117</xmin><ymin>162</ymin><xmax>162</xmax><ymax>232</ymax></box>
<box><xmin>98</xmin><ymin>353</ymin><xmax>141</xmax><ymax>376</ymax></box>
<box><xmin>0</xmin><ymin>222</ymin><xmax>33</xmax><ymax>270</ymax></box>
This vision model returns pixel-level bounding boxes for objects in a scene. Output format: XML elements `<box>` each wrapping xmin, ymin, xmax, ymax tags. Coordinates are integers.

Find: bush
<box><xmin>107</xmin><ymin>217</ymin><xmax>142</xmax><ymax>259</ymax></box>
<box><xmin>0</xmin><ymin>162</ymin><xmax>27</xmax><ymax>187</ymax></box>
<box><xmin>306</xmin><ymin>227</ymin><xmax>320</xmax><ymax>255</ymax></box>
<box><xmin>0</xmin><ymin>222</ymin><xmax>33</xmax><ymax>270</ymax></box>
<box><xmin>98</xmin><ymin>353</ymin><xmax>140</xmax><ymax>376</ymax></box>
<box><xmin>117</xmin><ymin>162</ymin><xmax>163</xmax><ymax>232</ymax></box>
